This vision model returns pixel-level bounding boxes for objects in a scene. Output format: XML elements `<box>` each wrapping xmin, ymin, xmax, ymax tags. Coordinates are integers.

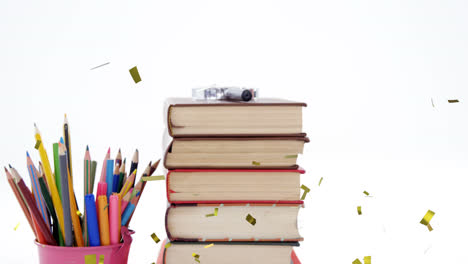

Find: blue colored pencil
<box><xmin>106</xmin><ymin>160</ymin><xmax>114</xmax><ymax>198</ymax></box>
<box><xmin>26</xmin><ymin>152</ymin><xmax>50</xmax><ymax>229</ymax></box>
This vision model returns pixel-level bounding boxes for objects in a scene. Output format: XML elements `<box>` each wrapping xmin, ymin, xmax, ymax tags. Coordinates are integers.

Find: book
<box><xmin>164</xmin><ymin>98</ymin><xmax>306</xmax><ymax>137</ymax></box>
<box><xmin>156</xmin><ymin>240</ymin><xmax>301</xmax><ymax>264</ymax></box>
<box><xmin>166</xmin><ymin>169</ymin><xmax>306</xmax><ymax>203</ymax></box>
<box><xmin>165</xmin><ymin>203</ymin><xmax>303</xmax><ymax>242</ymax></box>
<box><xmin>163</xmin><ymin>136</ymin><xmax>308</xmax><ymax>169</ymax></box>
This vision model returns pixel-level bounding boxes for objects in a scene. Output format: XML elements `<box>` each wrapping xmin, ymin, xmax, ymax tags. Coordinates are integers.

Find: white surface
<box><xmin>1</xmin><ymin>0</ymin><xmax>468</xmax><ymax>263</ymax></box>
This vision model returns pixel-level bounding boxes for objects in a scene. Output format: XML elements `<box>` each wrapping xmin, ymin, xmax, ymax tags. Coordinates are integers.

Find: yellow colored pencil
<box><xmin>34</xmin><ymin>124</ymin><xmax>65</xmax><ymax>241</ymax></box>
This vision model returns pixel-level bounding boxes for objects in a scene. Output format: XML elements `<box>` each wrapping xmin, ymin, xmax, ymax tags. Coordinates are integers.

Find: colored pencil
<box><xmin>64</xmin><ymin>156</ymin><xmax>84</xmax><ymax>246</ymax></box>
<box><xmin>99</xmin><ymin>148</ymin><xmax>111</xmax><ymax>183</ymax></box>
<box><xmin>85</xmin><ymin>194</ymin><xmax>100</xmax><ymax>247</ymax></box>
<box><xmin>129</xmin><ymin>149</ymin><xmax>138</xmax><ymax>188</ymax></box>
<box><xmin>14</xmin><ymin>169</ymin><xmax>56</xmax><ymax>245</ymax></box>
<box><xmin>119</xmin><ymin>169</ymin><xmax>136</xmax><ymax>198</ymax></box>
<box><xmin>59</xmin><ymin>144</ymin><xmax>73</xmax><ymax>246</ymax></box>
<box><xmin>109</xmin><ymin>194</ymin><xmax>121</xmax><ymax>244</ymax></box>
<box><xmin>34</xmin><ymin>124</ymin><xmax>65</xmax><ymax>241</ymax></box>
<box><xmin>126</xmin><ymin>160</ymin><xmax>160</xmax><ymax>227</ymax></box>
<box><xmin>121</xmin><ymin>196</ymin><xmax>137</xmax><ymax>226</ymax></box>
<box><xmin>5</xmin><ymin>167</ymin><xmax>36</xmax><ymax>237</ymax></box>
<box><xmin>83</xmin><ymin>146</ymin><xmax>91</xmax><ymax>247</ymax></box>
<box><xmin>106</xmin><ymin>160</ymin><xmax>114</xmax><ymax>198</ymax></box>
<box><xmin>118</xmin><ymin>158</ymin><xmax>126</xmax><ymax>191</ymax></box>
<box><xmin>112</xmin><ymin>165</ymin><xmax>120</xmax><ymax>194</ymax></box>
<box><xmin>52</xmin><ymin>143</ymin><xmax>62</xmax><ymax>200</ymax></box>
<box><xmin>38</xmin><ymin>165</ymin><xmax>63</xmax><ymax>246</ymax></box>
<box><xmin>26</xmin><ymin>152</ymin><xmax>50</xmax><ymax>228</ymax></box>
<box><xmin>120</xmin><ymin>190</ymin><xmax>132</xmax><ymax>214</ymax></box>
<box><xmin>97</xmin><ymin>195</ymin><xmax>110</xmax><ymax>246</ymax></box>
<box><xmin>115</xmin><ymin>148</ymin><xmax>122</xmax><ymax>167</ymax></box>
<box><xmin>63</xmin><ymin>114</ymin><xmax>73</xmax><ymax>180</ymax></box>
<box><xmin>90</xmin><ymin>160</ymin><xmax>97</xmax><ymax>194</ymax></box>
<box><xmin>130</xmin><ymin>162</ymin><xmax>151</xmax><ymax>200</ymax></box>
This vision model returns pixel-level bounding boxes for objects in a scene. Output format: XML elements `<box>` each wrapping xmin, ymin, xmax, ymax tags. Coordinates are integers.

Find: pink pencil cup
<box><xmin>35</xmin><ymin>226</ymin><xmax>134</xmax><ymax>264</ymax></box>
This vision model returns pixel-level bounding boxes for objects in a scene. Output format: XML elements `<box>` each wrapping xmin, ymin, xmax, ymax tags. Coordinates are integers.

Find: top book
<box><xmin>164</xmin><ymin>98</ymin><xmax>306</xmax><ymax>137</ymax></box>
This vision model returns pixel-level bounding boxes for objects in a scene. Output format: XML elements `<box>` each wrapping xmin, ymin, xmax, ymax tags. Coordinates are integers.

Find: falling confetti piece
<box><xmin>352</xmin><ymin>258</ymin><xmax>362</xmax><ymax>264</ymax></box>
<box><xmin>205</xmin><ymin>208</ymin><xmax>218</xmax><ymax>217</ymax></box>
<box><xmin>84</xmin><ymin>254</ymin><xmax>97</xmax><ymax>264</ymax></box>
<box><xmin>363</xmin><ymin>191</ymin><xmax>369</xmax><ymax>196</ymax></box>
<box><xmin>14</xmin><ymin>222</ymin><xmax>20</xmax><ymax>231</ymax></box>
<box><xmin>90</xmin><ymin>62</ymin><xmax>110</xmax><ymax>70</ymax></box>
<box><xmin>284</xmin><ymin>154</ymin><xmax>298</xmax><ymax>158</ymax></box>
<box><xmin>420</xmin><ymin>210</ymin><xmax>435</xmax><ymax>226</ymax></box>
<box><xmin>151</xmin><ymin>233</ymin><xmax>160</xmax><ymax>243</ymax></box>
<box><xmin>364</xmin><ymin>256</ymin><xmax>371</xmax><ymax>264</ymax></box>
<box><xmin>318</xmin><ymin>177</ymin><xmax>323</xmax><ymax>186</ymax></box>
<box><xmin>142</xmin><ymin>175</ymin><xmax>165</xmax><ymax>181</ymax></box>
<box><xmin>427</xmin><ymin>223</ymin><xmax>433</xmax><ymax>232</ymax></box>
<box><xmin>192</xmin><ymin>253</ymin><xmax>200</xmax><ymax>258</ymax></box>
<box><xmin>448</xmin><ymin>99</ymin><xmax>459</xmax><ymax>103</ymax></box>
<box><xmin>34</xmin><ymin>140</ymin><xmax>42</xmax><ymax>150</ymax></box>
<box><xmin>246</xmin><ymin>214</ymin><xmax>256</xmax><ymax>225</ymax></box>
<box><xmin>165</xmin><ymin>242</ymin><xmax>172</xmax><ymax>248</ymax></box>
<box><xmin>76</xmin><ymin>210</ymin><xmax>82</xmax><ymax>217</ymax></box>
<box><xmin>99</xmin><ymin>255</ymin><xmax>104</xmax><ymax>264</ymax></box>
<box><xmin>300</xmin><ymin>184</ymin><xmax>310</xmax><ymax>200</ymax></box>
<box><xmin>129</xmin><ymin>66</ymin><xmax>142</xmax><ymax>83</ymax></box>
<box><xmin>431</xmin><ymin>98</ymin><xmax>435</xmax><ymax>108</ymax></box>
<box><xmin>357</xmin><ymin>206</ymin><xmax>362</xmax><ymax>215</ymax></box>
<box><xmin>252</xmin><ymin>161</ymin><xmax>261</xmax><ymax>166</ymax></box>
<box><xmin>195</xmin><ymin>259</ymin><xmax>200</xmax><ymax>263</ymax></box>
<box><xmin>204</xmin><ymin>243</ymin><xmax>214</xmax><ymax>248</ymax></box>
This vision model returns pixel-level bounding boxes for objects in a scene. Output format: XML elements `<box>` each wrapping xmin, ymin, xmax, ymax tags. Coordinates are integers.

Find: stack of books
<box><xmin>157</xmin><ymin>98</ymin><xmax>308</xmax><ymax>264</ymax></box>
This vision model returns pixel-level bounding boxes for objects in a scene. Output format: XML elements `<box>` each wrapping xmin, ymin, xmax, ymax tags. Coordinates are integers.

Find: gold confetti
<box><xmin>284</xmin><ymin>154</ymin><xmax>298</xmax><ymax>158</ymax></box>
<box><xmin>195</xmin><ymin>259</ymin><xmax>200</xmax><ymax>263</ymax></box>
<box><xmin>129</xmin><ymin>66</ymin><xmax>142</xmax><ymax>83</ymax></box>
<box><xmin>246</xmin><ymin>214</ymin><xmax>256</xmax><ymax>225</ymax></box>
<box><xmin>364</xmin><ymin>256</ymin><xmax>371</xmax><ymax>264</ymax></box>
<box><xmin>84</xmin><ymin>254</ymin><xmax>97</xmax><ymax>264</ymax></box>
<box><xmin>99</xmin><ymin>255</ymin><xmax>104</xmax><ymax>264</ymax></box>
<box><xmin>448</xmin><ymin>99</ymin><xmax>459</xmax><ymax>103</ymax></box>
<box><xmin>205</xmin><ymin>207</ymin><xmax>218</xmax><ymax>217</ymax></box>
<box><xmin>300</xmin><ymin>184</ymin><xmax>310</xmax><ymax>200</ymax></box>
<box><xmin>151</xmin><ymin>233</ymin><xmax>160</xmax><ymax>243</ymax></box>
<box><xmin>76</xmin><ymin>210</ymin><xmax>82</xmax><ymax>217</ymax></box>
<box><xmin>357</xmin><ymin>206</ymin><xmax>362</xmax><ymax>215</ymax></box>
<box><xmin>192</xmin><ymin>253</ymin><xmax>200</xmax><ymax>258</ymax></box>
<box><xmin>431</xmin><ymin>98</ymin><xmax>435</xmax><ymax>108</ymax></box>
<box><xmin>318</xmin><ymin>177</ymin><xmax>323</xmax><ymax>186</ymax></box>
<box><xmin>420</xmin><ymin>210</ymin><xmax>435</xmax><ymax>226</ymax></box>
<box><xmin>352</xmin><ymin>258</ymin><xmax>362</xmax><ymax>264</ymax></box>
<box><xmin>34</xmin><ymin>140</ymin><xmax>42</xmax><ymax>150</ymax></box>
<box><xmin>142</xmin><ymin>175</ymin><xmax>165</xmax><ymax>181</ymax></box>
<box><xmin>363</xmin><ymin>191</ymin><xmax>369</xmax><ymax>196</ymax></box>
<box><xmin>204</xmin><ymin>243</ymin><xmax>214</xmax><ymax>248</ymax></box>
<box><xmin>427</xmin><ymin>223</ymin><xmax>433</xmax><ymax>232</ymax></box>
<box><xmin>252</xmin><ymin>161</ymin><xmax>261</xmax><ymax>166</ymax></box>
<box><xmin>14</xmin><ymin>222</ymin><xmax>20</xmax><ymax>231</ymax></box>
<box><xmin>165</xmin><ymin>242</ymin><xmax>172</xmax><ymax>248</ymax></box>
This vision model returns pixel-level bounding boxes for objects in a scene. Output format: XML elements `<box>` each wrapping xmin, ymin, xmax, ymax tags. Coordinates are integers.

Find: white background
<box><xmin>1</xmin><ymin>0</ymin><xmax>468</xmax><ymax>263</ymax></box>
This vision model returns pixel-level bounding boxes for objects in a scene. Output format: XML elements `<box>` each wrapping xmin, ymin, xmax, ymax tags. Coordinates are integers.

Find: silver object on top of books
<box><xmin>192</xmin><ymin>86</ymin><xmax>258</xmax><ymax>102</ymax></box>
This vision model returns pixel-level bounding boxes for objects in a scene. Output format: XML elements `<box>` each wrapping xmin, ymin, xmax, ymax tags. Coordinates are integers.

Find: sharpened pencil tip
<box><xmin>4</xmin><ymin>167</ymin><xmax>8</xmax><ymax>172</ymax></box>
<box><xmin>86</xmin><ymin>145</ymin><xmax>89</xmax><ymax>151</ymax></box>
<box><xmin>26</xmin><ymin>151</ymin><xmax>30</xmax><ymax>157</ymax></box>
<box><xmin>118</xmin><ymin>148</ymin><xmax>121</xmax><ymax>153</ymax></box>
<box><xmin>9</xmin><ymin>164</ymin><xmax>12</xmax><ymax>168</ymax></box>
<box><xmin>107</xmin><ymin>147</ymin><xmax>110</xmax><ymax>154</ymax></box>
<box><xmin>60</xmin><ymin>137</ymin><xmax>64</xmax><ymax>144</ymax></box>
